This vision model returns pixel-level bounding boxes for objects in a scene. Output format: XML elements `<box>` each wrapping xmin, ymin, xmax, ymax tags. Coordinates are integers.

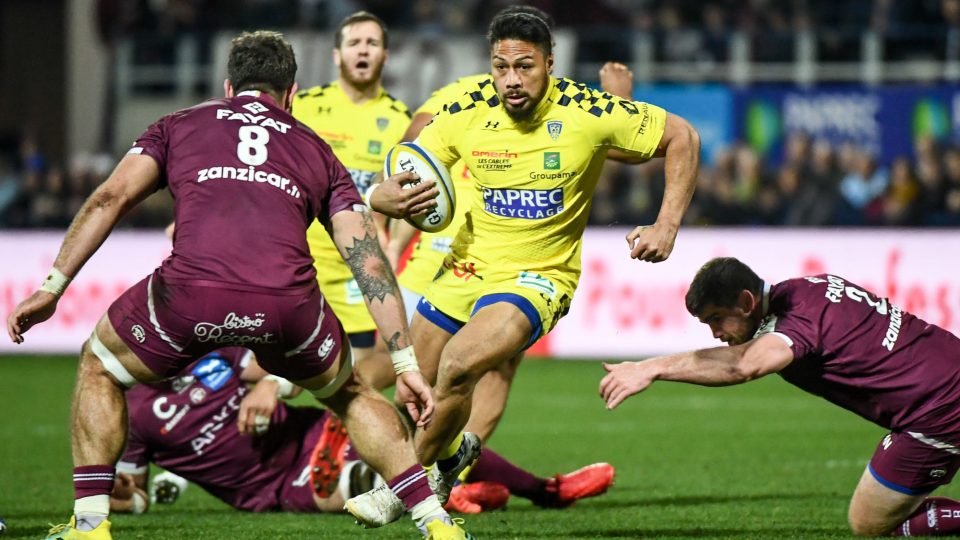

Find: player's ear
<box><xmin>737</xmin><ymin>289</ymin><xmax>755</xmax><ymax>314</ymax></box>
<box><xmin>546</xmin><ymin>53</ymin><xmax>554</xmax><ymax>74</ymax></box>
<box><xmin>224</xmin><ymin>79</ymin><xmax>234</xmax><ymax>98</ymax></box>
<box><xmin>283</xmin><ymin>83</ymin><xmax>299</xmax><ymax>111</ymax></box>
<box><xmin>333</xmin><ymin>47</ymin><xmax>342</xmax><ymax>68</ymax></box>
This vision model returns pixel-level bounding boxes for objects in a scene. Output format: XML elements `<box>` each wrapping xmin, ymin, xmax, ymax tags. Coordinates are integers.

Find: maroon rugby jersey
<box><xmin>131</xmin><ymin>91</ymin><xmax>362</xmax><ymax>291</ymax></box>
<box><xmin>117</xmin><ymin>347</ymin><xmax>328</xmax><ymax>511</ymax></box>
<box><xmin>761</xmin><ymin>275</ymin><xmax>960</xmax><ymax>434</ymax></box>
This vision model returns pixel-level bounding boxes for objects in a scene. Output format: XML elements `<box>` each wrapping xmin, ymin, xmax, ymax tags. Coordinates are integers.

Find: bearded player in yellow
<box><xmin>293</xmin><ymin>11</ymin><xmax>411</xmax><ymax>370</ymax></box>
<box><xmin>360</xmin><ymin>7</ymin><xmax>701</xmax><ymax>516</ymax></box>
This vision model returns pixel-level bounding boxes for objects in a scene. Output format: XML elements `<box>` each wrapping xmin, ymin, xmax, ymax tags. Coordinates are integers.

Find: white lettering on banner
<box><xmin>783</xmin><ymin>94</ymin><xmax>881</xmax><ymax>139</ymax></box>
<box><xmin>3</xmin><ymin>231</ymin><xmax>960</xmax><ymax>357</ymax></box>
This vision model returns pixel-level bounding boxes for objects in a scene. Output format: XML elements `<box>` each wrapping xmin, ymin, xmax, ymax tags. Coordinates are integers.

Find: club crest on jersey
<box><xmin>191</xmin><ymin>355</ymin><xmax>234</xmax><ymax>391</ymax></box>
<box><xmin>546</xmin><ymin>120</ymin><xmax>563</xmax><ymax>141</ymax></box>
<box><xmin>368</xmin><ymin>140</ymin><xmax>382</xmax><ymax>154</ymax></box>
<box><xmin>376</xmin><ymin>117</ymin><xmax>389</xmax><ymax>131</ymax></box>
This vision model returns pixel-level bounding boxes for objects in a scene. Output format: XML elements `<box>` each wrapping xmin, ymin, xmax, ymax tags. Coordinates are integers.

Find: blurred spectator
<box><xmin>877</xmin><ymin>157</ymin><xmax>922</xmax><ymax>225</ymax></box>
<box><xmin>837</xmin><ymin>149</ymin><xmax>889</xmax><ymax>223</ymax></box>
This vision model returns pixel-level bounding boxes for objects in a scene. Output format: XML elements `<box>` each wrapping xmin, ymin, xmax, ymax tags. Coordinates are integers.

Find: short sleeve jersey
<box><xmin>759</xmin><ymin>275</ymin><xmax>960</xmax><ymax>434</ymax></box>
<box><xmin>117</xmin><ymin>348</ymin><xmax>325</xmax><ymax>511</ymax></box>
<box><xmin>293</xmin><ymin>82</ymin><xmax>410</xmax><ymax>283</ymax></box>
<box><xmin>415</xmin><ymin>76</ymin><xmax>666</xmax><ymax>289</ymax></box>
<box><xmin>398</xmin><ymin>74</ymin><xmax>489</xmax><ymax>295</ymax></box>
<box><xmin>131</xmin><ymin>91</ymin><xmax>362</xmax><ymax>291</ymax></box>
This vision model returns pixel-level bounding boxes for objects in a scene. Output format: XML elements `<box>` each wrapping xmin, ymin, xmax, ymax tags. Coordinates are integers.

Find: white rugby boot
<box><xmin>343</xmin><ymin>483</ymin><xmax>405</xmax><ymax>528</ymax></box>
<box><xmin>428</xmin><ymin>432</ymin><xmax>482</xmax><ymax>504</ymax></box>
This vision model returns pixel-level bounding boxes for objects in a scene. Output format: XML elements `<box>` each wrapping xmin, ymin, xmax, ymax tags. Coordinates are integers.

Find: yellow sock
<box><xmin>439</xmin><ymin>432</ymin><xmax>465</xmax><ymax>460</ymax></box>
<box><xmin>457</xmin><ymin>462</ymin><xmax>475</xmax><ymax>483</ymax></box>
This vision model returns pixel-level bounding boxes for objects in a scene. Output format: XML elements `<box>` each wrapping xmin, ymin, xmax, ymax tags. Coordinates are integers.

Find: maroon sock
<box><xmin>388</xmin><ymin>464</ymin><xmax>433</xmax><ymax>511</ymax></box>
<box><xmin>894</xmin><ymin>497</ymin><xmax>960</xmax><ymax>536</ymax></box>
<box><xmin>73</xmin><ymin>465</ymin><xmax>115</xmax><ymax>499</ymax></box>
<box><xmin>466</xmin><ymin>448</ymin><xmax>548</xmax><ymax>502</ymax></box>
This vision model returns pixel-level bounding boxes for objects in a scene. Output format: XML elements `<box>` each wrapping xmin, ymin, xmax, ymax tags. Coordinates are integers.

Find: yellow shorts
<box><xmin>315</xmin><ymin>273</ymin><xmax>376</xmax><ymax>336</ymax></box>
<box><xmin>421</xmin><ymin>259</ymin><xmax>574</xmax><ymax>347</ymax></box>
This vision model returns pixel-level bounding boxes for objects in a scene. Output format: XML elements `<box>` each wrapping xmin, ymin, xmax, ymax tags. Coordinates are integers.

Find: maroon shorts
<box><xmin>108</xmin><ymin>271</ymin><xmax>344</xmax><ymax>381</ymax></box>
<box><xmin>869</xmin><ymin>431</ymin><xmax>960</xmax><ymax>495</ymax></box>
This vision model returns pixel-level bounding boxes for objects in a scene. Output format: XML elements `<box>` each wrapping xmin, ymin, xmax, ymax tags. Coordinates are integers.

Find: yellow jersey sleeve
<box><xmin>554</xmin><ymin>83</ymin><xmax>666</xmax><ymax>159</ymax></box>
<box><xmin>415</xmin><ymin>74</ymin><xmax>493</xmax><ymax>116</ymax></box>
<box><xmin>414</xmin><ymin>105</ymin><xmax>465</xmax><ymax>170</ymax></box>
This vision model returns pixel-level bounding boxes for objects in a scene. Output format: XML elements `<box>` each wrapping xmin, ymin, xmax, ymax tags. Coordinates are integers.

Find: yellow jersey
<box><xmin>398</xmin><ymin>74</ymin><xmax>490</xmax><ymax>296</ymax></box>
<box><xmin>292</xmin><ymin>81</ymin><xmax>410</xmax><ymax>325</ymax></box>
<box><xmin>416</xmin><ymin>76</ymin><xmax>666</xmax><ymax>293</ymax></box>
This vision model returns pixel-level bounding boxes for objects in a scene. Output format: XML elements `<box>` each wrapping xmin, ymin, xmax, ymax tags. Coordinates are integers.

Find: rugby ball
<box><xmin>383</xmin><ymin>142</ymin><xmax>456</xmax><ymax>233</ymax></box>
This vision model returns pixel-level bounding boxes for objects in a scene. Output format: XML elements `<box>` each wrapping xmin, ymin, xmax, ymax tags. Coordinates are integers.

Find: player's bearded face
<box><xmin>697</xmin><ymin>305</ymin><xmax>758</xmax><ymax>346</ymax></box>
<box><xmin>491</xmin><ymin>40</ymin><xmax>553</xmax><ymax>121</ymax></box>
<box><xmin>336</xmin><ymin>21</ymin><xmax>387</xmax><ymax>89</ymax></box>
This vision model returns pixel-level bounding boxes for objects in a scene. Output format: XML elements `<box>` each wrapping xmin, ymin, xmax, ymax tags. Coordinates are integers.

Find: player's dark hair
<box><xmin>497</xmin><ymin>5</ymin><xmax>555</xmax><ymax>31</ymax></box>
<box><xmin>228</xmin><ymin>31</ymin><xmax>297</xmax><ymax>97</ymax></box>
<box><xmin>487</xmin><ymin>6</ymin><xmax>553</xmax><ymax>55</ymax></box>
<box><xmin>335</xmin><ymin>11</ymin><xmax>389</xmax><ymax>50</ymax></box>
<box><xmin>685</xmin><ymin>257</ymin><xmax>764</xmax><ymax>316</ymax></box>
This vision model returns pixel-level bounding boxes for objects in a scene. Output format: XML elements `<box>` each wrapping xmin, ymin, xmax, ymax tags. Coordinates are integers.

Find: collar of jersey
<box><xmin>760</xmin><ymin>281</ymin><xmax>771</xmax><ymax>317</ymax></box>
<box><xmin>235</xmin><ymin>90</ymin><xmax>282</xmax><ymax>109</ymax></box>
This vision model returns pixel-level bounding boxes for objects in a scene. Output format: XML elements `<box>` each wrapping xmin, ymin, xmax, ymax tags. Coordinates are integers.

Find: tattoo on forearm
<box><xmin>385</xmin><ymin>331</ymin><xmax>403</xmax><ymax>352</ymax></box>
<box><xmin>344</xmin><ymin>213</ymin><xmax>399</xmax><ymax>304</ymax></box>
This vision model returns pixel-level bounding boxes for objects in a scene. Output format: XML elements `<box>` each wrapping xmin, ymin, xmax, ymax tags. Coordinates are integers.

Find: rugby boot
<box><xmin>309</xmin><ymin>414</ymin><xmax>350</xmax><ymax>498</ymax></box>
<box><xmin>343</xmin><ymin>483</ymin><xmax>405</xmax><ymax>528</ymax></box>
<box><xmin>429</xmin><ymin>432</ymin><xmax>482</xmax><ymax>504</ymax></box>
<box><xmin>537</xmin><ymin>462</ymin><xmax>615</xmax><ymax>508</ymax></box>
<box><xmin>445</xmin><ymin>482</ymin><xmax>509</xmax><ymax>514</ymax></box>
<box><xmin>424</xmin><ymin>517</ymin><xmax>477</xmax><ymax>539</ymax></box>
<box><xmin>43</xmin><ymin>517</ymin><xmax>112</xmax><ymax>540</ymax></box>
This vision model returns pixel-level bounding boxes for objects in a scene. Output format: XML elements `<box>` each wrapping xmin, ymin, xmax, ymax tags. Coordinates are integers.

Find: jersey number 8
<box><xmin>237</xmin><ymin>126</ymin><xmax>270</xmax><ymax>166</ymax></box>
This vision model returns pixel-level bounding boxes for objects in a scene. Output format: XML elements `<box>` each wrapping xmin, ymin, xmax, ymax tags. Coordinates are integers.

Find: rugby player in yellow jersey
<box><xmin>364</xmin><ymin>7</ymin><xmax>701</xmax><ymax>508</ymax></box>
<box><xmin>292</xmin><ymin>11</ymin><xmax>417</xmax><ymax>376</ymax></box>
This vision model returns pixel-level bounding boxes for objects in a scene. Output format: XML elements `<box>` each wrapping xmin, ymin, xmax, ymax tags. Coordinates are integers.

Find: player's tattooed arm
<box><xmin>330</xmin><ymin>209</ymin><xmax>414</xmax><ymax>351</ymax></box>
<box><xmin>340</xmin><ymin>211</ymin><xmax>398</xmax><ymax>303</ymax></box>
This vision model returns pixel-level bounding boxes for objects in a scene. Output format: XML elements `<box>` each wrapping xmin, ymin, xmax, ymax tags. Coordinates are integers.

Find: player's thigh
<box><xmin>848</xmin><ymin>431</ymin><xmax>960</xmax><ymax>535</ymax></box>
<box><xmin>89</xmin><ymin>313</ymin><xmax>164</xmax><ymax>385</ymax></box>
<box><xmin>849</xmin><ymin>467</ymin><xmax>924</xmax><ymax>536</ymax></box>
<box><xmin>438</xmin><ymin>302</ymin><xmax>531</xmax><ymax>388</ymax></box>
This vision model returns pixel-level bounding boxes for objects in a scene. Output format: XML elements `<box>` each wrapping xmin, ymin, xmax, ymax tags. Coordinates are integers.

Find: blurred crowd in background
<box><xmin>2</xmin><ymin>0</ymin><xmax>959</xmax><ymax>229</ymax></box>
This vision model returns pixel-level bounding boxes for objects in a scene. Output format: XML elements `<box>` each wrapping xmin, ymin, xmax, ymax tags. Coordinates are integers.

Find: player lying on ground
<box><xmin>7</xmin><ymin>30</ymin><xmax>467</xmax><ymax>540</ymax></box>
<box><xmin>110</xmin><ymin>347</ymin><xmax>615</xmax><ymax>515</ymax></box>
<box><xmin>601</xmin><ymin>257</ymin><xmax>960</xmax><ymax>537</ymax></box>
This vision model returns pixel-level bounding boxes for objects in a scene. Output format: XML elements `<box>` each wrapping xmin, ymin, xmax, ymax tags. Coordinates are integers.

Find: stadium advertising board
<box><xmin>736</xmin><ymin>85</ymin><xmax>958</xmax><ymax>165</ymax></box>
<box><xmin>546</xmin><ymin>228</ymin><xmax>960</xmax><ymax>358</ymax></box>
<box><xmin>632</xmin><ymin>85</ymin><xmax>733</xmax><ymax>165</ymax></box>
<box><xmin>2</xmin><ymin>230</ymin><xmax>958</xmax><ymax>357</ymax></box>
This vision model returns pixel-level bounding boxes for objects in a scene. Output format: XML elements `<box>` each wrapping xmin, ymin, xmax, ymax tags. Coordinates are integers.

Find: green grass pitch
<box><xmin>2</xmin><ymin>355</ymin><xmax>956</xmax><ymax>539</ymax></box>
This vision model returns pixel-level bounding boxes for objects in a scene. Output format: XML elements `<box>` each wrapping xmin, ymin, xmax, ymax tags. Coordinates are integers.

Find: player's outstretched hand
<box><xmin>600</xmin><ymin>361</ymin><xmax>655</xmax><ymax>410</ymax></box>
<box><xmin>237</xmin><ymin>379</ymin><xmax>279</xmax><ymax>436</ymax></box>
<box><xmin>395</xmin><ymin>371</ymin><xmax>434</xmax><ymax>428</ymax></box>
<box><xmin>7</xmin><ymin>290</ymin><xmax>59</xmax><ymax>344</ymax></box>
<box><xmin>626</xmin><ymin>221</ymin><xmax>678</xmax><ymax>262</ymax></box>
<box><xmin>599</xmin><ymin>62</ymin><xmax>634</xmax><ymax>100</ymax></box>
<box><xmin>370</xmin><ymin>171</ymin><xmax>438</xmax><ymax>219</ymax></box>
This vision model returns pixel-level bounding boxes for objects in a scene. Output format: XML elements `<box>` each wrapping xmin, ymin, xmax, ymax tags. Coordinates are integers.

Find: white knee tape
<box><xmin>310</xmin><ymin>348</ymin><xmax>355</xmax><ymax>400</ymax></box>
<box><xmin>89</xmin><ymin>331</ymin><xmax>138</xmax><ymax>388</ymax></box>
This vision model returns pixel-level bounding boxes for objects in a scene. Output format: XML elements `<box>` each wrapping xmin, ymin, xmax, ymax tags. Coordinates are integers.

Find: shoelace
<box><xmin>46</xmin><ymin>522</ymin><xmax>69</xmax><ymax>535</ymax></box>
